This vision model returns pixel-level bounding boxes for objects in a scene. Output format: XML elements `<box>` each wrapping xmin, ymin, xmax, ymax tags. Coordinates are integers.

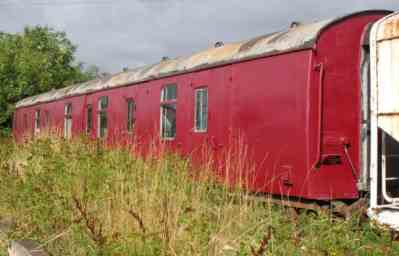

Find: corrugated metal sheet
<box><xmin>15</xmin><ymin>11</ymin><xmax>387</xmax><ymax>108</ymax></box>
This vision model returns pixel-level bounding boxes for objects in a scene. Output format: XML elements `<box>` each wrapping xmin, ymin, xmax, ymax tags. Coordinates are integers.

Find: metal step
<box><xmin>385</xmin><ymin>177</ymin><xmax>399</xmax><ymax>181</ymax></box>
<box><xmin>376</xmin><ymin>204</ymin><xmax>399</xmax><ymax>210</ymax></box>
<box><xmin>386</xmin><ymin>155</ymin><xmax>399</xmax><ymax>158</ymax></box>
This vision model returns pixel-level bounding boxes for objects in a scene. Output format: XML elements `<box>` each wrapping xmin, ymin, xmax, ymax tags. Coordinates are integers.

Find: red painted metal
<box><xmin>311</xmin><ymin>62</ymin><xmax>324</xmax><ymax>170</ymax></box>
<box><xmin>12</xmin><ymin>11</ymin><xmax>390</xmax><ymax>201</ymax></box>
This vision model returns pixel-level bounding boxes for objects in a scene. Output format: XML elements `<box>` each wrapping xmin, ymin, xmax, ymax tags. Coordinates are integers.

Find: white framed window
<box><xmin>34</xmin><ymin>109</ymin><xmax>41</xmax><ymax>134</ymax></box>
<box><xmin>161</xmin><ymin>84</ymin><xmax>177</xmax><ymax>101</ymax></box>
<box><xmin>194</xmin><ymin>87</ymin><xmax>208</xmax><ymax>132</ymax></box>
<box><xmin>64</xmin><ymin>103</ymin><xmax>72</xmax><ymax>139</ymax></box>
<box><xmin>97</xmin><ymin>96</ymin><xmax>108</xmax><ymax>138</ymax></box>
<box><xmin>161</xmin><ymin>84</ymin><xmax>177</xmax><ymax>139</ymax></box>
<box><xmin>127</xmin><ymin>99</ymin><xmax>136</xmax><ymax>133</ymax></box>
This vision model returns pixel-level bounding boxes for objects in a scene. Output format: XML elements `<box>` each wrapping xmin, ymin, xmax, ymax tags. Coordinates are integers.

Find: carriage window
<box><xmin>64</xmin><ymin>103</ymin><xmax>72</xmax><ymax>139</ymax></box>
<box><xmin>23</xmin><ymin>113</ymin><xmax>28</xmax><ymax>130</ymax></box>
<box><xmin>86</xmin><ymin>104</ymin><xmax>93</xmax><ymax>134</ymax></box>
<box><xmin>34</xmin><ymin>109</ymin><xmax>41</xmax><ymax>133</ymax></box>
<box><xmin>44</xmin><ymin>111</ymin><xmax>50</xmax><ymax>128</ymax></box>
<box><xmin>161</xmin><ymin>84</ymin><xmax>177</xmax><ymax>101</ymax></box>
<box><xmin>127</xmin><ymin>99</ymin><xmax>135</xmax><ymax>133</ymax></box>
<box><xmin>195</xmin><ymin>88</ymin><xmax>208</xmax><ymax>132</ymax></box>
<box><xmin>97</xmin><ymin>96</ymin><xmax>108</xmax><ymax>138</ymax></box>
<box><xmin>161</xmin><ymin>84</ymin><xmax>177</xmax><ymax>139</ymax></box>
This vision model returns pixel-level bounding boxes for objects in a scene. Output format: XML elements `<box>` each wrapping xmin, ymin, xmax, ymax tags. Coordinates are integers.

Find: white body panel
<box><xmin>370</xmin><ymin>11</ymin><xmax>399</xmax><ymax>229</ymax></box>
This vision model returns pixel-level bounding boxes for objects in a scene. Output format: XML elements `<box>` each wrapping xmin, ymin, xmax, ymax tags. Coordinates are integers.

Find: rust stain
<box><xmin>382</xmin><ymin>17</ymin><xmax>399</xmax><ymax>40</ymax></box>
<box><xmin>267</xmin><ymin>31</ymin><xmax>290</xmax><ymax>44</ymax></box>
<box><xmin>17</xmin><ymin>13</ymin><xmax>358</xmax><ymax>108</ymax></box>
<box><xmin>238</xmin><ymin>32</ymin><xmax>278</xmax><ymax>52</ymax></box>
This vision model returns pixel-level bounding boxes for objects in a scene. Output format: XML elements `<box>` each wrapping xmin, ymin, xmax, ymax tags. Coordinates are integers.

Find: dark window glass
<box><xmin>161</xmin><ymin>85</ymin><xmax>177</xmax><ymax>139</ymax></box>
<box><xmin>161</xmin><ymin>84</ymin><xmax>177</xmax><ymax>101</ymax></box>
<box><xmin>45</xmin><ymin>111</ymin><xmax>50</xmax><ymax>127</ymax></box>
<box><xmin>86</xmin><ymin>104</ymin><xmax>93</xmax><ymax>134</ymax></box>
<box><xmin>127</xmin><ymin>99</ymin><xmax>135</xmax><ymax>133</ymax></box>
<box><xmin>161</xmin><ymin>104</ymin><xmax>176</xmax><ymax>138</ymax></box>
<box><xmin>35</xmin><ymin>109</ymin><xmax>41</xmax><ymax>133</ymax></box>
<box><xmin>97</xmin><ymin>96</ymin><xmax>108</xmax><ymax>138</ymax></box>
<box><xmin>195</xmin><ymin>88</ymin><xmax>208</xmax><ymax>132</ymax></box>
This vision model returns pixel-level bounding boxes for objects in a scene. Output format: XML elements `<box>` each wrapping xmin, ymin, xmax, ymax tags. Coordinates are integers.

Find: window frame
<box><xmin>127</xmin><ymin>98</ymin><xmax>136</xmax><ymax>133</ymax></box>
<box><xmin>194</xmin><ymin>87</ymin><xmax>208</xmax><ymax>133</ymax></box>
<box><xmin>44</xmin><ymin>110</ymin><xmax>50</xmax><ymax>128</ymax></box>
<box><xmin>64</xmin><ymin>103</ymin><xmax>73</xmax><ymax>139</ymax></box>
<box><xmin>34</xmin><ymin>109</ymin><xmax>41</xmax><ymax>133</ymax></box>
<box><xmin>161</xmin><ymin>83</ymin><xmax>177</xmax><ymax>102</ymax></box>
<box><xmin>97</xmin><ymin>96</ymin><xmax>108</xmax><ymax>139</ymax></box>
<box><xmin>86</xmin><ymin>104</ymin><xmax>93</xmax><ymax>135</ymax></box>
<box><xmin>160</xmin><ymin>84</ymin><xmax>177</xmax><ymax>140</ymax></box>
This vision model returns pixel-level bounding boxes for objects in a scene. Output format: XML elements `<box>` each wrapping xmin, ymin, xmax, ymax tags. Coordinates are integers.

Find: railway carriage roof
<box><xmin>16</xmin><ymin>10</ymin><xmax>390</xmax><ymax>108</ymax></box>
<box><xmin>373</xmin><ymin>11</ymin><xmax>399</xmax><ymax>41</ymax></box>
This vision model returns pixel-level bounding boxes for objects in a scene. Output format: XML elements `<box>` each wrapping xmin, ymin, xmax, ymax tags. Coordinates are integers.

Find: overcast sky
<box><xmin>1</xmin><ymin>0</ymin><xmax>399</xmax><ymax>73</ymax></box>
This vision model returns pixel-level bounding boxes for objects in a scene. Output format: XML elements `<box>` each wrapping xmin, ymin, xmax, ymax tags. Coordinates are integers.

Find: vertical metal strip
<box><xmin>311</xmin><ymin>63</ymin><xmax>324</xmax><ymax>170</ymax></box>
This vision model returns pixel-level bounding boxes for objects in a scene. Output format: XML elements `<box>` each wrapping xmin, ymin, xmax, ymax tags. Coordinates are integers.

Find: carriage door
<box><xmin>370</xmin><ymin>13</ymin><xmax>399</xmax><ymax>214</ymax></box>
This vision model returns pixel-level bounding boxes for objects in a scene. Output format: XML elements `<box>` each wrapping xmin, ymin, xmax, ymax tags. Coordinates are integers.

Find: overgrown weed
<box><xmin>0</xmin><ymin>136</ymin><xmax>397</xmax><ymax>255</ymax></box>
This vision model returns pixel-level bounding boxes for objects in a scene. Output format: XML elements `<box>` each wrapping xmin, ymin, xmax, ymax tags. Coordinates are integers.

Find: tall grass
<box><xmin>0</xmin><ymin>136</ymin><xmax>398</xmax><ymax>255</ymax></box>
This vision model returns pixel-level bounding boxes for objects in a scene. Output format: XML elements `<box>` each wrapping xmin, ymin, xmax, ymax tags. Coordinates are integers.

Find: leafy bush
<box><xmin>0</xmin><ymin>26</ymin><xmax>97</xmax><ymax>130</ymax></box>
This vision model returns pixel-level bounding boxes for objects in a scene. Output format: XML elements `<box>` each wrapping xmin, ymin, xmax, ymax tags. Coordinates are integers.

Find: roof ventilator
<box><xmin>214</xmin><ymin>41</ymin><xmax>224</xmax><ymax>48</ymax></box>
<box><xmin>290</xmin><ymin>21</ymin><xmax>302</xmax><ymax>29</ymax></box>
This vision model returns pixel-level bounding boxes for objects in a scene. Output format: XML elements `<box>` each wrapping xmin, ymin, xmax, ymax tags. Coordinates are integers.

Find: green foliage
<box><xmin>0</xmin><ymin>26</ymin><xmax>96</xmax><ymax>130</ymax></box>
<box><xmin>0</xmin><ymin>137</ymin><xmax>398</xmax><ymax>255</ymax></box>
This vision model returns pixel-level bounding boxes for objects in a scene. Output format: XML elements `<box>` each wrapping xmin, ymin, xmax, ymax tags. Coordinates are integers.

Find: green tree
<box><xmin>0</xmin><ymin>26</ymin><xmax>95</xmax><ymax>133</ymax></box>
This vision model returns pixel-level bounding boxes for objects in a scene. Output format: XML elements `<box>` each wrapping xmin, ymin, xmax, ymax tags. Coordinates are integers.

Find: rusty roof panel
<box><xmin>376</xmin><ymin>14</ymin><xmax>399</xmax><ymax>41</ymax></box>
<box><xmin>16</xmin><ymin>11</ymin><xmax>389</xmax><ymax>108</ymax></box>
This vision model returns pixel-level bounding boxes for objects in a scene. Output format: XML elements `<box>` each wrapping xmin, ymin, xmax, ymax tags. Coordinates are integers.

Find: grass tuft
<box><xmin>0</xmin><ymin>136</ymin><xmax>398</xmax><ymax>255</ymax></box>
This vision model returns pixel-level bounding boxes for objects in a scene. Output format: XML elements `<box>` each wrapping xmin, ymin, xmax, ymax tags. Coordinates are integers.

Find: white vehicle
<box><xmin>369</xmin><ymin>11</ymin><xmax>399</xmax><ymax>229</ymax></box>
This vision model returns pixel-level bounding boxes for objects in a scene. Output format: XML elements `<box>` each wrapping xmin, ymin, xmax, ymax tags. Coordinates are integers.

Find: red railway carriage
<box><xmin>13</xmin><ymin>10</ymin><xmax>391</xmax><ymax>202</ymax></box>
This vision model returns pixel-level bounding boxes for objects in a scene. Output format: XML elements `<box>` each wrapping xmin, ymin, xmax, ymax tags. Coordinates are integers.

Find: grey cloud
<box><xmin>1</xmin><ymin>0</ymin><xmax>399</xmax><ymax>73</ymax></box>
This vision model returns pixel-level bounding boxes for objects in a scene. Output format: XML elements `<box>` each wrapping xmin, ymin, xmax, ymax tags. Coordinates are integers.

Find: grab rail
<box><xmin>311</xmin><ymin>63</ymin><xmax>324</xmax><ymax>170</ymax></box>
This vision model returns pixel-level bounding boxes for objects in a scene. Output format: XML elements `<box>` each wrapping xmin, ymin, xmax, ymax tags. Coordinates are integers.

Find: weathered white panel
<box><xmin>377</xmin><ymin>27</ymin><xmax>399</xmax><ymax>143</ymax></box>
<box><xmin>379</xmin><ymin>116</ymin><xmax>399</xmax><ymax>143</ymax></box>
<box><xmin>376</xmin><ymin>15</ymin><xmax>399</xmax><ymax>41</ymax></box>
<box><xmin>378</xmin><ymin>38</ymin><xmax>399</xmax><ymax>114</ymax></box>
<box><xmin>368</xmin><ymin>208</ymin><xmax>399</xmax><ymax>230</ymax></box>
<box><xmin>370</xmin><ymin>11</ymin><xmax>399</xmax><ymax>231</ymax></box>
